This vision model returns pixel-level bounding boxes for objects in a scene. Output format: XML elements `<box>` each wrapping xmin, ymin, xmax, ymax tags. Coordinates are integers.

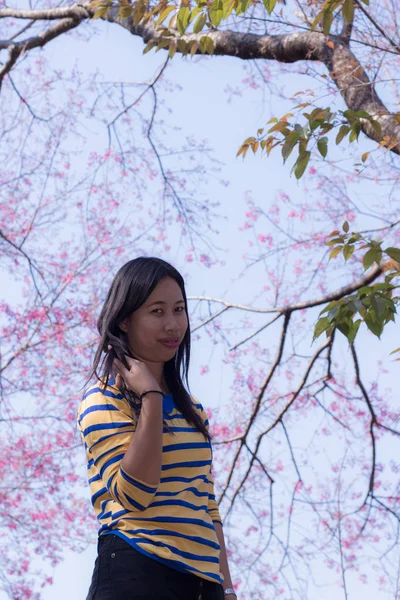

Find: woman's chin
<box><xmin>159</xmin><ymin>345</ymin><xmax>178</xmax><ymax>356</ymax></box>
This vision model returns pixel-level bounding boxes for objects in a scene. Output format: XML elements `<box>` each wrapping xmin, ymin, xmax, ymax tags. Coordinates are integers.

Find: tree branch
<box><xmin>0</xmin><ymin>5</ymin><xmax>90</xmax><ymax>21</ymax></box>
<box><xmin>107</xmin><ymin>15</ymin><xmax>400</xmax><ymax>153</ymax></box>
<box><xmin>0</xmin><ymin>17</ymin><xmax>83</xmax><ymax>87</ymax></box>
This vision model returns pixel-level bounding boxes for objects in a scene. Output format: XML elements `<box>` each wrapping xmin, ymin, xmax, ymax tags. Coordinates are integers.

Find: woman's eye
<box><xmin>151</xmin><ymin>307</ymin><xmax>185</xmax><ymax>314</ymax></box>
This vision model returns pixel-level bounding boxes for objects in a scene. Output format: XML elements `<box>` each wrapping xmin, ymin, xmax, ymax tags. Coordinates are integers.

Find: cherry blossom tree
<box><xmin>1</xmin><ymin>0</ymin><xmax>400</xmax><ymax>599</ymax></box>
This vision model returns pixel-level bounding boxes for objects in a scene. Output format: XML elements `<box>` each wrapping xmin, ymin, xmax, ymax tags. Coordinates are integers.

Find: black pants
<box><xmin>86</xmin><ymin>533</ymin><xmax>225</xmax><ymax>600</ymax></box>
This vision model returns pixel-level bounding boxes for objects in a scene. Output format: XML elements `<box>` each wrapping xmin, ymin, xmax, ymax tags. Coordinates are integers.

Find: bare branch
<box><xmin>0</xmin><ymin>17</ymin><xmax>83</xmax><ymax>87</ymax></box>
<box><xmin>0</xmin><ymin>5</ymin><xmax>90</xmax><ymax>21</ymax></box>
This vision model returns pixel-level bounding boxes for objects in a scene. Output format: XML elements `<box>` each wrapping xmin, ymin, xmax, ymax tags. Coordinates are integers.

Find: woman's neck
<box><xmin>144</xmin><ymin>361</ymin><xmax>170</xmax><ymax>394</ymax></box>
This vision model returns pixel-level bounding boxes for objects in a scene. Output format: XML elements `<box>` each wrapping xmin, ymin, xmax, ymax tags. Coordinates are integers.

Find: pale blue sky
<box><xmin>1</xmin><ymin>16</ymin><xmax>399</xmax><ymax>600</ymax></box>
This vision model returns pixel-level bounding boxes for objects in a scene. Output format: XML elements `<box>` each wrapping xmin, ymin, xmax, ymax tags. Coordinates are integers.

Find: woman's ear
<box><xmin>119</xmin><ymin>320</ymin><xmax>128</xmax><ymax>333</ymax></box>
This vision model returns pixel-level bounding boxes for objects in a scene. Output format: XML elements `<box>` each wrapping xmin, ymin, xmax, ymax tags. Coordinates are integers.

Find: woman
<box><xmin>77</xmin><ymin>257</ymin><xmax>237</xmax><ymax>600</ymax></box>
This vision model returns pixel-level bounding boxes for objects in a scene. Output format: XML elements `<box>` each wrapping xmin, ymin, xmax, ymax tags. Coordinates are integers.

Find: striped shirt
<box><xmin>76</xmin><ymin>379</ymin><xmax>223</xmax><ymax>585</ymax></box>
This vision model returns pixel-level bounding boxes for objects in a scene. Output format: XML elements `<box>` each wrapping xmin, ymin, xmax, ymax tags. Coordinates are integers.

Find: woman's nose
<box><xmin>164</xmin><ymin>316</ymin><xmax>180</xmax><ymax>331</ymax></box>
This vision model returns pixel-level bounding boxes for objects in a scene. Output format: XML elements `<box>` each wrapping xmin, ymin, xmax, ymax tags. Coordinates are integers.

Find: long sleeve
<box><xmin>77</xmin><ymin>384</ymin><xmax>158</xmax><ymax>511</ymax></box>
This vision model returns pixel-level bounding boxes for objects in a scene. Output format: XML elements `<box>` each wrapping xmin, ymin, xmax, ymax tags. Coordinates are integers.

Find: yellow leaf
<box><xmin>168</xmin><ymin>41</ymin><xmax>177</xmax><ymax>58</ymax></box>
<box><xmin>119</xmin><ymin>6</ymin><xmax>133</xmax><ymax>18</ymax></box>
<box><xmin>92</xmin><ymin>6</ymin><xmax>109</xmax><ymax>18</ymax></box>
<box><xmin>243</xmin><ymin>136</ymin><xmax>256</xmax><ymax>145</ymax></box>
<box><xmin>155</xmin><ymin>5</ymin><xmax>176</xmax><ymax>26</ymax></box>
<box><xmin>361</xmin><ymin>151</ymin><xmax>369</xmax><ymax>162</ymax></box>
<box><xmin>329</xmin><ymin>246</ymin><xmax>344</xmax><ymax>259</ymax></box>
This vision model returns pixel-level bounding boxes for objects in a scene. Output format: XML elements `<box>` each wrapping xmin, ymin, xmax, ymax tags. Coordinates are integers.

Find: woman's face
<box><xmin>119</xmin><ymin>277</ymin><xmax>188</xmax><ymax>364</ymax></box>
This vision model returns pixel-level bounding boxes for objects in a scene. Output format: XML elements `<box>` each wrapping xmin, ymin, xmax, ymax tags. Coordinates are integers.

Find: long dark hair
<box><xmin>86</xmin><ymin>256</ymin><xmax>211</xmax><ymax>441</ymax></box>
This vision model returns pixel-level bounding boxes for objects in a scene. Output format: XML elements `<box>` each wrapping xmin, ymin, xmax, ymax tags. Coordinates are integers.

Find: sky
<box><xmin>1</xmin><ymin>14</ymin><xmax>399</xmax><ymax>600</ymax></box>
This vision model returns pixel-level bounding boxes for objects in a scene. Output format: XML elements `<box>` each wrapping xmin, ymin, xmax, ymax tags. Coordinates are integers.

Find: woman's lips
<box><xmin>159</xmin><ymin>339</ymin><xmax>180</xmax><ymax>348</ymax></box>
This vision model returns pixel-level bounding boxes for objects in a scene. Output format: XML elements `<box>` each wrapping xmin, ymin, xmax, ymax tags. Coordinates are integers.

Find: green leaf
<box><xmin>351</xmin><ymin>298</ymin><xmax>363</xmax><ymax>313</ymax></box>
<box><xmin>168</xmin><ymin>40</ymin><xmax>177</xmax><ymax>58</ymax></box>
<box><xmin>317</xmin><ymin>136</ymin><xmax>328</xmax><ymax>158</ymax></box>
<box><xmin>132</xmin><ymin>4</ymin><xmax>146</xmax><ymax>25</ymax></box>
<box><xmin>281</xmin><ymin>131</ymin><xmax>300</xmax><ymax>161</ymax></box>
<box><xmin>343</xmin><ymin>244</ymin><xmax>355</xmax><ymax>261</ymax></box>
<box><xmin>354</xmin><ymin>110</ymin><xmax>371</xmax><ymax>119</ymax></box>
<box><xmin>336</xmin><ymin>125</ymin><xmax>350</xmax><ymax>145</ymax></box>
<box><xmin>358</xmin><ymin>286</ymin><xmax>374</xmax><ymax>296</ymax></box>
<box><xmin>326</xmin><ymin>306</ymin><xmax>341</xmax><ymax>322</ymax></box>
<box><xmin>329</xmin><ymin>245</ymin><xmax>343</xmax><ymax>259</ymax></box>
<box><xmin>311</xmin><ymin>9</ymin><xmax>324</xmax><ymax>30</ymax></box>
<box><xmin>342</xmin><ymin>0</ymin><xmax>354</xmax><ymax>23</ymax></box>
<box><xmin>119</xmin><ymin>5</ymin><xmax>133</xmax><ymax>18</ymax></box>
<box><xmin>370</xmin><ymin>119</ymin><xmax>382</xmax><ymax>137</ymax></box>
<box><xmin>143</xmin><ymin>39</ymin><xmax>157</xmax><ymax>54</ymax></box>
<box><xmin>313</xmin><ymin>317</ymin><xmax>331</xmax><ymax>340</ymax></box>
<box><xmin>209</xmin><ymin>0</ymin><xmax>223</xmax><ymax>26</ymax></box>
<box><xmin>199</xmin><ymin>35</ymin><xmax>214</xmax><ymax>54</ymax></box>
<box><xmin>348</xmin><ymin>319</ymin><xmax>362</xmax><ymax>343</ymax></box>
<box><xmin>263</xmin><ymin>0</ymin><xmax>277</xmax><ymax>13</ymax></box>
<box><xmin>294</xmin><ymin>150</ymin><xmax>311</xmax><ymax>179</ymax></box>
<box><xmin>189</xmin><ymin>40</ymin><xmax>199</xmax><ymax>55</ymax></box>
<box><xmin>374</xmin><ymin>282</ymin><xmax>396</xmax><ymax>291</ymax></box>
<box><xmin>385</xmin><ymin>247</ymin><xmax>400</xmax><ymax>262</ymax></box>
<box><xmin>155</xmin><ymin>5</ymin><xmax>176</xmax><ymax>26</ymax></box>
<box><xmin>371</xmin><ymin>296</ymin><xmax>386</xmax><ymax>318</ymax></box>
<box><xmin>189</xmin><ymin>6</ymin><xmax>201</xmax><ymax>22</ymax></box>
<box><xmin>337</xmin><ymin>319</ymin><xmax>351</xmax><ymax>338</ymax></box>
<box><xmin>349</xmin><ymin>121</ymin><xmax>361</xmax><ymax>143</ymax></box>
<box><xmin>177</xmin><ymin>6</ymin><xmax>190</xmax><ymax>34</ymax></box>
<box><xmin>193</xmin><ymin>12</ymin><xmax>207</xmax><ymax>33</ymax></box>
<box><xmin>177</xmin><ymin>38</ymin><xmax>188</xmax><ymax>53</ymax></box>
<box><xmin>363</xmin><ymin>248</ymin><xmax>379</xmax><ymax>270</ymax></box>
<box><xmin>92</xmin><ymin>6</ymin><xmax>109</xmax><ymax>18</ymax></box>
<box><xmin>222</xmin><ymin>0</ymin><xmax>235</xmax><ymax>18</ymax></box>
<box><xmin>323</xmin><ymin>11</ymin><xmax>333</xmax><ymax>35</ymax></box>
<box><xmin>239</xmin><ymin>0</ymin><xmax>252</xmax><ymax>13</ymax></box>
<box><xmin>365</xmin><ymin>311</ymin><xmax>384</xmax><ymax>337</ymax></box>
<box><xmin>155</xmin><ymin>38</ymin><xmax>169</xmax><ymax>52</ymax></box>
<box><xmin>319</xmin><ymin>300</ymin><xmax>341</xmax><ymax>315</ymax></box>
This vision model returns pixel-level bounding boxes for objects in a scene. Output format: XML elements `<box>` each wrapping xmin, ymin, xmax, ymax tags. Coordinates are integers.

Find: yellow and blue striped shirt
<box><xmin>76</xmin><ymin>379</ymin><xmax>223</xmax><ymax>585</ymax></box>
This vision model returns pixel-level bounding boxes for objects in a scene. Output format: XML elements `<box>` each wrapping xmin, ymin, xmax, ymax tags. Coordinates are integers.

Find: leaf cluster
<box><xmin>236</xmin><ymin>106</ymin><xmax>384</xmax><ymax>179</ymax></box>
<box><xmin>89</xmin><ymin>0</ymin><xmax>261</xmax><ymax>43</ymax></box>
<box><xmin>312</xmin><ymin>221</ymin><xmax>400</xmax><ymax>347</ymax></box>
<box><xmin>311</xmin><ymin>0</ymin><xmax>368</xmax><ymax>36</ymax></box>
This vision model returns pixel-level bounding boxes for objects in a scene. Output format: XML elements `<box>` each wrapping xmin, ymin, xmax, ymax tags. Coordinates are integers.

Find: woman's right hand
<box><xmin>113</xmin><ymin>355</ymin><xmax>161</xmax><ymax>397</ymax></box>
